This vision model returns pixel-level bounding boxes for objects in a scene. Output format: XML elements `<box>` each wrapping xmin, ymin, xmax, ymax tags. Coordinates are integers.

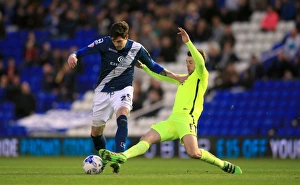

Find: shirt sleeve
<box><xmin>185</xmin><ymin>40</ymin><xmax>208</xmax><ymax>77</ymax></box>
<box><xmin>74</xmin><ymin>38</ymin><xmax>105</xmax><ymax>57</ymax></box>
<box><xmin>74</xmin><ymin>46</ymin><xmax>99</xmax><ymax>58</ymax></box>
<box><xmin>142</xmin><ymin>65</ymin><xmax>180</xmax><ymax>85</ymax></box>
<box><xmin>138</xmin><ymin>46</ymin><xmax>164</xmax><ymax>74</ymax></box>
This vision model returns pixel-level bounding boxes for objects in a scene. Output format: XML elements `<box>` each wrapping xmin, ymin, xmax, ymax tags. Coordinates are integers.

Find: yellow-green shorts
<box><xmin>151</xmin><ymin>113</ymin><xmax>197</xmax><ymax>145</ymax></box>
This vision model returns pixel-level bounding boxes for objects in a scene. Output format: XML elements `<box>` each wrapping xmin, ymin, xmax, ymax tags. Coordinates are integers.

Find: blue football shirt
<box><xmin>74</xmin><ymin>36</ymin><xmax>164</xmax><ymax>92</ymax></box>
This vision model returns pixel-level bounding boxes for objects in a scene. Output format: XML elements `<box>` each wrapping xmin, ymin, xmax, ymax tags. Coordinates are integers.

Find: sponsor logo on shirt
<box><xmin>109</xmin><ymin>48</ymin><xmax>118</xmax><ymax>53</ymax></box>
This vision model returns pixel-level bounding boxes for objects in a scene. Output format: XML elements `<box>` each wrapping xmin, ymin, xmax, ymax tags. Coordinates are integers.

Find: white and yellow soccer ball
<box><xmin>82</xmin><ymin>155</ymin><xmax>103</xmax><ymax>174</ymax></box>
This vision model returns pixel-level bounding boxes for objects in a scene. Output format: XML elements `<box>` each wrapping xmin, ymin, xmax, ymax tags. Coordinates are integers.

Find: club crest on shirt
<box><xmin>117</xmin><ymin>56</ymin><xmax>125</xmax><ymax>63</ymax></box>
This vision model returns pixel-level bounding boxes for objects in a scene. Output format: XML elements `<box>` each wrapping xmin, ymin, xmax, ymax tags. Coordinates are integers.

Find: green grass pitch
<box><xmin>0</xmin><ymin>157</ymin><xmax>299</xmax><ymax>185</ymax></box>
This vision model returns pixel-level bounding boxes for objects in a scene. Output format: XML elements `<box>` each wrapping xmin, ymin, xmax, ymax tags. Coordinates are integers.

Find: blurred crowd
<box><xmin>0</xmin><ymin>0</ymin><xmax>299</xmax><ymax>119</ymax></box>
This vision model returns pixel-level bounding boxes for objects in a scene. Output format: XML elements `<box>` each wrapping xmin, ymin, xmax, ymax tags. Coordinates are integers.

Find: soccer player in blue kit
<box><xmin>67</xmin><ymin>21</ymin><xmax>185</xmax><ymax>173</ymax></box>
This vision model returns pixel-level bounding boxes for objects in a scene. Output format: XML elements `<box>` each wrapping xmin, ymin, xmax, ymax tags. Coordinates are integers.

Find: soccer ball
<box><xmin>82</xmin><ymin>155</ymin><xmax>103</xmax><ymax>174</ymax></box>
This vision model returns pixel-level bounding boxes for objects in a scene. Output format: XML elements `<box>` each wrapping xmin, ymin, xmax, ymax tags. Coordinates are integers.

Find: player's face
<box><xmin>112</xmin><ymin>35</ymin><xmax>128</xmax><ymax>50</ymax></box>
<box><xmin>186</xmin><ymin>56</ymin><xmax>195</xmax><ymax>75</ymax></box>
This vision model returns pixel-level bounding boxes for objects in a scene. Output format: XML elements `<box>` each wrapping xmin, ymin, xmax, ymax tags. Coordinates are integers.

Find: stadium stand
<box><xmin>0</xmin><ymin>0</ymin><xmax>299</xmax><ymax>137</ymax></box>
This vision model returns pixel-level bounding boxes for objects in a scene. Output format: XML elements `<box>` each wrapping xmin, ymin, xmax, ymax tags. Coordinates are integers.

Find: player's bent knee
<box><xmin>91</xmin><ymin>127</ymin><xmax>105</xmax><ymax>136</ymax></box>
<box><xmin>91</xmin><ymin>121</ymin><xmax>106</xmax><ymax>136</ymax></box>
<box><xmin>92</xmin><ymin>120</ymin><xmax>106</xmax><ymax>127</ymax></box>
<box><xmin>116</xmin><ymin>106</ymin><xmax>131</xmax><ymax>117</ymax></box>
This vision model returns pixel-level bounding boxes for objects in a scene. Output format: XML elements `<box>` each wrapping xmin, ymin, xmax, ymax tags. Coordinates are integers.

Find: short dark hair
<box><xmin>110</xmin><ymin>21</ymin><xmax>129</xmax><ymax>38</ymax></box>
<box><xmin>187</xmin><ymin>49</ymin><xmax>206</xmax><ymax>61</ymax></box>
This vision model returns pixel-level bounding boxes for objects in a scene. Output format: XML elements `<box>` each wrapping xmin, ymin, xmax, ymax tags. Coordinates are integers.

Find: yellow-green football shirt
<box><xmin>142</xmin><ymin>40</ymin><xmax>209</xmax><ymax>122</ymax></box>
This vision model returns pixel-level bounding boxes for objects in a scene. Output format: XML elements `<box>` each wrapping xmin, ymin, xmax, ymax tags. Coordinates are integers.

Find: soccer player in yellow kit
<box><xmin>99</xmin><ymin>27</ymin><xmax>242</xmax><ymax>174</ymax></box>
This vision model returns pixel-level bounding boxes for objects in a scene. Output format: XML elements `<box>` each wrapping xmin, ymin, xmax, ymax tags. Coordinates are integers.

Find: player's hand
<box><xmin>135</xmin><ymin>60</ymin><xmax>145</xmax><ymax>69</ymax></box>
<box><xmin>176</xmin><ymin>74</ymin><xmax>188</xmax><ymax>83</ymax></box>
<box><xmin>177</xmin><ymin>27</ymin><xmax>190</xmax><ymax>43</ymax></box>
<box><xmin>67</xmin><ymin>54</ymin><xmax>78</xmax><ymax>68</ymax></box>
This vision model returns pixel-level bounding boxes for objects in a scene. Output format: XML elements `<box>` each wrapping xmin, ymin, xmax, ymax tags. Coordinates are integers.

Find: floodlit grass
<box><xmin>0</xmin><ymin>157</ymin><xmax>299</xmax><ymax>185</ymax></box>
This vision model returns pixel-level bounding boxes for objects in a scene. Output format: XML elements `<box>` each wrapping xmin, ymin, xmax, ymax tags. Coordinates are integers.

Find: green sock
<box><xmin>123</xmin><ymin>140</ymin><xmax>150</xmax><ymax>159</ymax></box>
<box><xmin>199</xmin><ymin>149</ymin><xmax>224</xmax><ymax>168</ymax></box>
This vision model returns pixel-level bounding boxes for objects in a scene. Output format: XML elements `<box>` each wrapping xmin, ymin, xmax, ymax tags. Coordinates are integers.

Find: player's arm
<box><xmin>177</xmin><ymin>27</ymin><xmax>208</xmax><ymax>76</ymax></box>
<box><xmin>67</xmin><ymin>39</ymin><xmax>102</xmax><ymax>68</ymax></box>
<box><xmin>135</xmin><ymin>61</ymin><xmax>180</xmax><ymax>85</ymax></box>
<box><xmin>138</xmin><ymin>47</ymin><xmax>186</xmax><ymax>83</ymax></box>
<box><xmin>185</xmin><ymin>41</ymin><xmax>207</xmax><ymax>76</ymax></box>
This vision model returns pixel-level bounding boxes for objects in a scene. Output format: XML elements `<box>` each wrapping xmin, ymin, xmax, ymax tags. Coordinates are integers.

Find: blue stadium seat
<box><xmin>5</xmin><ymin>126</ymin><xmax>27</xmax><ymax>136</ymax></box>
<box><xmin>197</xmin><ymin>128</ymin><xmax>210</xmax><ymax>136</ymax></box>
<box><xmin>276</xmin><ymin>128</ymin><xmax>298</xmax><ymax>136</ymax></box>
<box><xmin>75</xmin><ymin>28</ymin><xmax>98</xmax><ymax>40</ymax></box>
<box><xmin>36</xmin><ymin>92</ymin><xmax>57</xmax><ymax>113</ymax></box>
<box><xmin>34</xmin><ymin>30</ymin><xmax>50</xmax><ymax>39</ymax></box>
<box><xmin>204</xmin><ymin>79</ymin><xmax>300</xmax><ymax>136</ymax></box>
<box><xmin>54</xmin><ymin>101</ymin><xmax>72</xmax><ymax>110</ymax></box>
<box><xmin>240</xmin><ymin>128</ymin><xmax>256</xmax><ymax>136</ymax></box>
<box><xmin>18</xmin><ymin>30</ymin><xmax>29</xmax><ymax>41</ymax></box>
<box><xmin>1</xmin><ymin>102</ymin><xmax>14</xmax><ymax>111</ymax></box>
<box><xmin>0</xmin><ymin>120</ymin><xmax>10</xmax><ymax>129</ymax></box>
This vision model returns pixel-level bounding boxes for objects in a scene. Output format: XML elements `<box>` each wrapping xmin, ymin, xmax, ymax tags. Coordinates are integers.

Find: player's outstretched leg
<box><xmin>99</xmin><ymin>149</ymin><xmax>127</xmax><ymax>164</ymax></box>
<box><xmin>222</xmin><ymin>161</ymin><xmax>242</xmax><ymax>174</ymax></box>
